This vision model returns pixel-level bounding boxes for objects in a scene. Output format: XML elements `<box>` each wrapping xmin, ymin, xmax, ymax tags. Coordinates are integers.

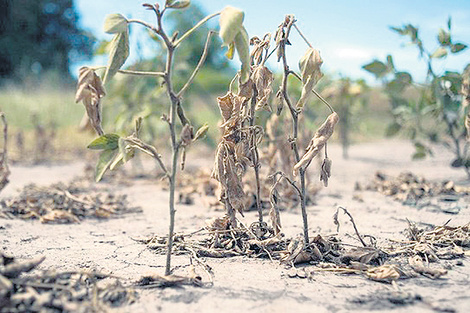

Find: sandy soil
<box><xmin>1</xmin><ymin>139</ymin><xmax>469</xmax><ymax>313</ymax></box>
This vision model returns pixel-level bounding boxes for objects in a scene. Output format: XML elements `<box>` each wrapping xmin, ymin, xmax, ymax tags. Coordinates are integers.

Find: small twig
<box><xmin>334</xmin><ymin>206</ymin><xmax>367</xmax><ymax>247</ymax></box>
<box><xmin>293</xmin><ymin>23</ymin><xmax>313</xmax><ymax>48</ymax></box>
<box><xmin>177</xmin><ymin>31</ymin><xmax>216</xmax><ymax>97</ymax></box>
<box><xmin>124</xmin><ymin>137</ymin><xmax>169</xmax><ymax>177</ymax></box>
<box><xmin>128</xmin><ymin>19</ymin><xmax>158</xmax><ymax>34</ymax></box>
<box><xmin>174</xmin><ymin>12</ymin><xmax>221</xmax><ymax>47</ymax></box>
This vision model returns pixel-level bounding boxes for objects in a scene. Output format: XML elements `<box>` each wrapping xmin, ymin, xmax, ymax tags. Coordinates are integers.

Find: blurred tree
<box><xmin>0</xmin><ymin>0</ymin><xmax>94</xmax><ymax>83</ymax></box>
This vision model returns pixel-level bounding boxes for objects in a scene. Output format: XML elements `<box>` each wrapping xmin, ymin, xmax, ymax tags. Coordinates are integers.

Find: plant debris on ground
<box><xmin>0</xmin><ymin>178</ymin><xmax>141</xmax><ymax>223</ymax></box>
<box><xmin>136</xmin><ymin>214</ymin><xmax>470</xmax><ymax>286</ymax></box>
<box><xmin>0</xmin><ymin>253</ymin><xmax>136</xmax><ymax>312</ymax></box>
<box><xmin>358</xmin><ymin>171</ymin><xmax>470</xmax><ymax>212</ymax></box>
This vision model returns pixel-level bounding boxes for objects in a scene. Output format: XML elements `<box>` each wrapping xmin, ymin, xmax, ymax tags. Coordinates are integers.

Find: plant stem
<box><xmin>177</xmin><ymin>31</ymin><xmax>215</xmax><ymax>98</ymax></box>
<box><xmin>150</xmin><ymin>8</ymin><xmax>181</xmax><ymax>276</ymax></box>
<box><xmin>174</xmin><ymin>12</ymin><xmax>220</xmax><ymax>47</ymax></box>
<box><xmin>248</xmin><ymin>88</ymin><xmax>263</xmax><ymax>223</ymax></box>
<box><xmin>293</xmin><ymin>23</ymin><xmax>313</xmax><ymax>48</ymax></box>
<box><xmin>279</xmin><ymin>24</ymin><xmax>309</xmax><ymax>244</ymax></box>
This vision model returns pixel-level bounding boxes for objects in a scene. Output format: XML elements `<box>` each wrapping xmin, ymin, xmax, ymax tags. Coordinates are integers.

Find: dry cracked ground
<box><xmin>1</xmin><ymin>139</ymin><xmax>469</xmax><ymax>313</ymax></box>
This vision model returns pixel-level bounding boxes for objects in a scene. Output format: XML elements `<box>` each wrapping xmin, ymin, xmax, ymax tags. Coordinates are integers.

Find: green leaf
<box><xmin>234</xmin><ymin>26</ymin><xmax>250</xmax><ymax>83</ymax></box>
<box><xmin>165</xmin><ymin>0</ymin><xmax>191</xmax><ymax>9</ymax></box>
<box><xmin>447</xmin><ymin>17</ymin><xmax>452</xmax><ymax>30</ymax></box>
<box><xmin>385</xmin><ymin>122</ymin><xmax>401</xmax><ymax>137</ymax></box>
<box><xmin>430</xmin><ymin>47</ymin><xmax>448</xmax><ymax>58</ymax></box>
<box><xmin>193</xmin><ymin>123</ymin><xmax>209</xmax><ymax>141</ymax></box>
<box><xmin>389</xmin><ymin>26</ymin><xmax>406</xmax><ymax>35</ymax></box>
<box><xmin>450</xmin><ymin>43</ymin><xmax>467</xmax><ymax>53</ymax></box>
<box><xmin>95</xmin><ymin>149</ymin><xmax>119</xmax><ymax>182</ymax></box>
<box><xmin>438</xmin><ymin>29</ymin><xmax>451</xmax><ymax>46</ymax></box>
<box><xmin>219</xmin><ymin>6</ymin><xmax>244</xmax><ymax>46</ymax></box>
<box><xmin>103</xmin><ymin>14</ymin><xmax>128</xmax><ymax>34</ymax></box>
<box><xmin>362</xmin><ymin>60</ymin><xmax>388</xmax><ymax>78</ymax></box>
<box><xmin>87</xmin><ymin>134</ymin><xmax>120</xmax><ymax>150</ymax></box>
<box><xmin>104</xmin><ymin>31</ymin><xmax>130</xmax><ymax>84</ymax></box>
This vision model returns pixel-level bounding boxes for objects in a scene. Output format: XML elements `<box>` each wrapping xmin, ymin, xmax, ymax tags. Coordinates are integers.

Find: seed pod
<box><xmin>320</xmin><ymin>157</ymin><xmax>332</xmax><ymax>187</ymax></box>
<box><xmin>180</xmin><ymin>124</ymin><xmax>193</xmax><ymax>146</ymax></box>
<box><xmin>293</xmin><ymin>112</ymin><xmax>339</xmax><ymax>176</ymax></box>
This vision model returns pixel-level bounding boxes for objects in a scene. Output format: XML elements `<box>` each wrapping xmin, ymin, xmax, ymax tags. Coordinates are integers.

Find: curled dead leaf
<box><xmin>293</xmin><ymin>112</ymin><xmax>339</xmax><ymax>176</ymax></box>
<box><xmin>75</xmin><ymin>67</ymin><xmax>106</xmax><ymax>135</ymax></box>
<box><xmin>366</xmin><ymin>264</ymin><xmax>400</xmax><ymax>283</ymax></box>
<box><xmin>408</xmin><ymin>255</ymin><xmax>447</xmax><ymax>279</ymax></box>
<box><xmin>296</xmin><ymin>48</ymin><xmax>323</xmax><ymax>109</ymax></box>
<box><xmin>252</xmin><ymin>65</ymin><xmax>274</xmax><ymax>111</ymax></box>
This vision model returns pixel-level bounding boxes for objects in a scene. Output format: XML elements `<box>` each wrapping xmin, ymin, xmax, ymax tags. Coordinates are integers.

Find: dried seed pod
<box><xmin>252</xmin><ymin>65</ymin><xmax>274</xmax><ymax>111</ymax></box>
<box><xmin>296</xmin><ymin>48</ymin><xmax>323</xmax><ymax>109</ymax></box>
<box><xmin>320</xmin><ymin>157</ymin><xmax>332</xmax><ymax>187</ymax></box>
<box><xmin>293</xmin><ymin>112</ymin><xmax>339</xmax><ymax>176</ymax></box>
<box><xmin>75</xmin><ymin>67</ymin><xmax>106</xmax><ymax>135</ymax></box>
<box><xmin>180</xmin><ymin>124</ymin><xmax>194</xmax><ymax>146</ymax></box>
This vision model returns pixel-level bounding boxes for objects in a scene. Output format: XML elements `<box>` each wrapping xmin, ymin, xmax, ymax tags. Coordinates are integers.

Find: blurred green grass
<box><xmin>0</xmin><ymin>84</ymin><xmax>394</xmax><ymax>162</ymax></box>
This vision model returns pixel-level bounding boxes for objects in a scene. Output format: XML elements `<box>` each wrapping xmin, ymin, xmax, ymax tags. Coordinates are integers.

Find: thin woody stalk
<box><xmin>248</xmin><ymin>88</ymin><xmax>263</xmax><ymax>223</ymax></box>
<box><xmin>279</xmin><ymin>33</ymin><xmax>309</xmax><ymax>244</ymax></box>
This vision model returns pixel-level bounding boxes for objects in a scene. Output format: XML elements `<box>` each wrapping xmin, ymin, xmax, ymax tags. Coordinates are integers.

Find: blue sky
<box><xmin>74</xmin><ymin>0</ymin><xmax>470</xmax><ymax>82</ymax></box>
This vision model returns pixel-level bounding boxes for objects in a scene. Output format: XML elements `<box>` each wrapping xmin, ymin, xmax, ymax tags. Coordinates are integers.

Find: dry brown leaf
<box><xmin>408</xmin><ymin>256</ymin><xmax>447</xmax><ymax>279</ymax></box>
<box><xmin>205</xmin><ymin>215</ymin><xmax>230</xmax><ymax>232</ymax></box>
<box><xmin>40</xmin><ymin>210</ymin><xmax>80</xmax><ymax>224</ymax></box>
<box><xmin>217</xmin><ymin>92</ymin><xmax>244</xmax><ymax>129</ymax></box>
<box><xmin>366</xmin><ymin>264</ymin><xmax>400</xmax><ymax>283</ymax></box>
<box><xmin>293</xmin><ymin>112</ymin><xmax>339</xmax><ymax>176</ymax></box>
<box><xmin>252</xmin><ymin>65</ymin><xmax>274</xmax><ymax>111</ymax></box>
<box><xmin>75</xmin><ymin>67</ymin><xmax>106</xmax><ymax>135</ymax></box>
<box><xmin>296</xmin><ymin>48</ymin><xmax>323</xmax><ymax>109</ymax></box>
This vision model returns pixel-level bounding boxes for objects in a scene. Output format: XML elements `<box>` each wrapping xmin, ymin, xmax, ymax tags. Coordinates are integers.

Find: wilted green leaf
<box><xmin>109</xmin><ymin>153</ymin><xmax>124</xmax><ymax>170</ymax></box>
<box><xmin>88</xmin><ymin>134</ymin><xmax>120</xmax><ymax>150</ymax></box>
<box><xmin>438</xmin><ymin>29</ymin><xmax>451</xmax><ymax>46</ymax></box>
<box><xmin>219</xmin><ymin>6</ymin><xmax>244</xmax><ymax>46</ymax></box>
<box><xmin>450</xmin><ymin>43</ymin><xmax>467</xmax><ymax>53</ymax></box>
<box><xmin>362</xmin><ymin>60</ymin><xmax>388</xmax><ymax>78</ymax></box>
<box><xmin>103</xmin><ymin>14</ymin><xmax>128</xmax><ymax>34</ymax></box>
<box><xmin>165</xmin><ymin>0</ymin><xmax>190</xmax><ymax>9</ymax></box>
<box><xmin>234</xmin><ymin>26</ymin><xmax>250</xmax><ymax>83</ymax></box>
<box><xmin>431</xmin><ymin>47</ymin><xmax>448</xmax><ymax>58</ymax></box>
<box><xmin>385</xmin><ymin>122</ymin><xmax>401</xmax><ymax>137</ymax></box>
<box><xmin>104</xmin><ymin>31</ymin><xmax>130</xmax><ymax>84</ymax></box>
<box><xmin>95</xmin><ymin>149</ymin><xmax>119</xmax><ymax>182</ymax></box>
<box><xmin>193</xmin><ymin>123</ymin><xmax>209</xmax><ymax>141</ymax></box>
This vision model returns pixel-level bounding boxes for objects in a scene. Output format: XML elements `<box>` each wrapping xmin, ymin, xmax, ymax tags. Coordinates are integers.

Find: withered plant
<box><xmin>211</xmin><ymin>15</ymin><xmax>339</xmax><ymax>245</ymax></box>
<box><xmin>75</xmin><ymin>2</ymin><xmax>254</xmax><ymax>275</ymax></box>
